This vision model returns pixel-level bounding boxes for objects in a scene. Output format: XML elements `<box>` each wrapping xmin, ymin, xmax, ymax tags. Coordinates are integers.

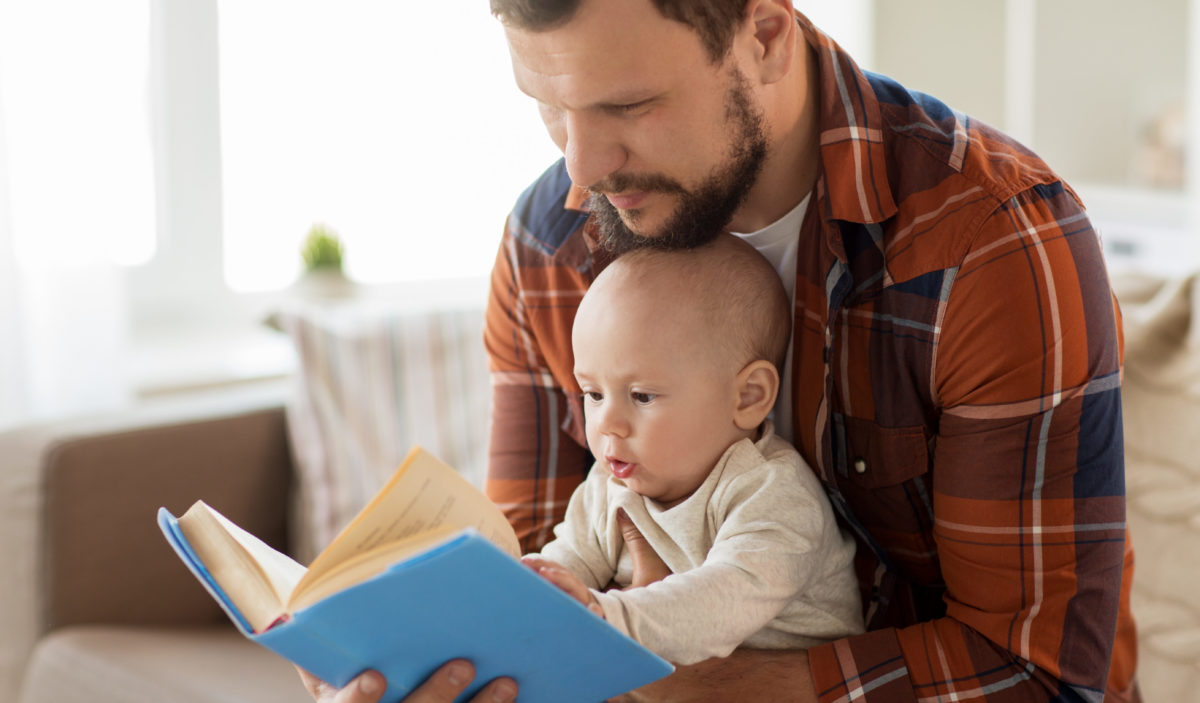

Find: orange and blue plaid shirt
<box><xmin>483</xmin><ymin>14</ymin><xmax>1138</xmax><ymax>702</ymax></box>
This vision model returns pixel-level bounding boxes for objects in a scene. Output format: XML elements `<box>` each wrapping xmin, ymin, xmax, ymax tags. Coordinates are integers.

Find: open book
<box><xmin>158</xmin><ymin>446</ymin><xmax>672</xmax><ymax>703</ymax></box>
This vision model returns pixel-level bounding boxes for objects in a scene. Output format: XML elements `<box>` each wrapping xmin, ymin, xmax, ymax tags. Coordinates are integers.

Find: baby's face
<box><xmin>572</xmin><ymin>279</ymin><xmax>746</xmax><ymax>507</ymax></box>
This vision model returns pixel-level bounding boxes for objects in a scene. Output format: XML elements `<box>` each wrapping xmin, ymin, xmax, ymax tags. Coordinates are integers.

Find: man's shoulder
<box><xmin>861</xmin><ymin>71</ymin><xmax>1086</xmax><ymax>279</ymax></box>
<box><xmin>507</xmin><ymin>158</ymin><xmax>591</xmax><ymax>256</ymax></box>
<box><xmin>866</xmin><ymin>70</ymin><xmax>1068</xmax><ymax>207</ymax></box>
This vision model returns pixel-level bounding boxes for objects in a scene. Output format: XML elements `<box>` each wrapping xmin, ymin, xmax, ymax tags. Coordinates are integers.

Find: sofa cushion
<box><xmin>0</xmin><ymin>384</ymin><xmax>290</xmax><ymax>703</ymax></box>
<box><xmin>1114</xmin><ymin>273</ymin><xmax>1200</xmax><ymax>700</ymax></box>
<box><xmin>18</xmin><ymin>626</ymin><xmax>308</xmax><ymax>703</ymax></box>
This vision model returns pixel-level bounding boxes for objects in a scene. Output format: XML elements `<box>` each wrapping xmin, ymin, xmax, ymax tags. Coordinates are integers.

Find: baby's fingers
<box><xmin>521</xmin><ymin>557</ymin><xmax>602</xmax><ymax>615</ymax></box>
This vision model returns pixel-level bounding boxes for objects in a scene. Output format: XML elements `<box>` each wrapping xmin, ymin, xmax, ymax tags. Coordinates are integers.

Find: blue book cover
<box><xmin>158</xmin><ymin>509</ymin><xmax>673</xmax><ymax>703</ymax></box>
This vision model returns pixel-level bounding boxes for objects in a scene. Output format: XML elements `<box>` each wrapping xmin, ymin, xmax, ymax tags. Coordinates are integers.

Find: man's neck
<box><xmin>729</xmin><ymin>39</ymin><xmax>821</xmax><ymax>233</ymax></box>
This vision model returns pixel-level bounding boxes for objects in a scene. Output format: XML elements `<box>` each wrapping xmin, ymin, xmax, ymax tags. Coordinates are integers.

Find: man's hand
<box><xmin>616</xmin><ymin>508</ymin><xmax>672</xmax><ymax>587</ymax></box>
<box><xmin>297</xmin><ymin>662</ymin><xmax>517</xmax><ymax>703</ymax></box>
<box><xmin>522</xmin><ymin>555</ymin><xmax>604</xmax><ymax>616</ymax></box>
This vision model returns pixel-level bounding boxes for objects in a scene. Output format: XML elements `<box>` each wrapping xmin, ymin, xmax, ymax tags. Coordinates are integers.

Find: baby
<box><xmin>523</xmin><ymin>234</ymin><xmax>864</xmax><ymax>665</ymax></box>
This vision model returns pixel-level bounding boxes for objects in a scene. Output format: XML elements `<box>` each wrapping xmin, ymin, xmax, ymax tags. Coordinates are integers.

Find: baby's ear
<box><xmin>733</xmin><ymin>360</ymin><xmax>779</xmax><ymax>431</ymax></box>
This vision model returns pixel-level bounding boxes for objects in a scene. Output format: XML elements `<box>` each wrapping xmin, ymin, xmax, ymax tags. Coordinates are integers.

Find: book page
<box><xmin>178</xmin><ymin>501</ymin><xmax>308</xmax><ymax>633</ymax></box>
<box><xmin>287</xmin><ymin>524</ymin><xmax>461</xmax><ymax>612</ymax></box>
<box><xmin>299</xmin><ymin>447</ymin><xmax>520</xmax><ymax>594</ymax></box>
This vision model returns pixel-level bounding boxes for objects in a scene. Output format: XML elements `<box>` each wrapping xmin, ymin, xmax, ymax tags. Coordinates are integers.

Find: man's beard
<box><xmin>588</xmin><ymin>68</ymin><xmax>768</xmax><ymax>255</ymax></box>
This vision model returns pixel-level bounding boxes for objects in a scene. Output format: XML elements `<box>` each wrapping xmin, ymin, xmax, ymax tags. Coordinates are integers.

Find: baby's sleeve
<box><xmin>593</xmin><ymin>453</ymin><xmax>860</xmax><ymax>664</ymax></box>
<box><xmin>532</xmin><ymin>467</ymin><xmax>617</xmax><ymax>591</ymax></box>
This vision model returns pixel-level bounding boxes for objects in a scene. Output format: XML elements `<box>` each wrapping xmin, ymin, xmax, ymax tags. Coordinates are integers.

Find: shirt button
<box><xmin>853</xmin><ymin>458</ymin><xmax>867</xmax><ymax>474</ymax></box>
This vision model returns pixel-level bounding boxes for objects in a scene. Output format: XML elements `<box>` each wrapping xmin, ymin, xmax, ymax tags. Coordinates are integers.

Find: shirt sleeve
<box><xmin>482</xmin><ymin>223</ymin><xmax>591</xmax><ymax>552</ymax></box>
<box><xmin>809</xmin><ymin>185</ymin><xmax>1132</xmax><ymax>701</ymax></box>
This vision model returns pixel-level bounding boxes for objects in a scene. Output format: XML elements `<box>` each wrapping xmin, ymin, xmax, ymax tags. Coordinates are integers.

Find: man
<box><xmin>303</xmin><ymin>0</ymin><xmax>1139</xmax><ymax>700</ymax></box>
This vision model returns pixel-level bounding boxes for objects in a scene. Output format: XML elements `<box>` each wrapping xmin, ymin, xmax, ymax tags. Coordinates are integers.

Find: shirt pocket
<box><xmin>837</xmin><ymin>417</ymin><xmax>929</xmax><ymax>489</ymax></box>
<box><xmin>834</xmin><ymin>416</ymin><xmax>938</xmax><ymax>580</ymax></box>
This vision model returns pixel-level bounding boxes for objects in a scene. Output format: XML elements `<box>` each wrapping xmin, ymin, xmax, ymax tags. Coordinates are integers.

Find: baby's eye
<box><xmin>583</xmin><ymin>391</ymin><xmax>603</xmax><ymax>402</ymax></box>
<box><xmin>631</xmin><ymin>392</ymin><xmax>656</xmax><ymax>405</ymax></box>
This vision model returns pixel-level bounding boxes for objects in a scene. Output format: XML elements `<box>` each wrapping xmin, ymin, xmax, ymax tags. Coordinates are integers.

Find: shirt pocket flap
<box><xmin>840</xmin><ymin>417</ymin><xmax>929</xmax><ymax>490</ymax></box>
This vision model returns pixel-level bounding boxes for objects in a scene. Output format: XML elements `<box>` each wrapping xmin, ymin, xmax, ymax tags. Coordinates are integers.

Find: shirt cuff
<box><xmin>592</xmin><ymin>589</ymin><xmax>632</xmax><ymax>639</ymax></box>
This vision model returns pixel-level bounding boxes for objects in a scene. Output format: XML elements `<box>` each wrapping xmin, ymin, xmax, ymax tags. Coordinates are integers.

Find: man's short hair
<box><xmin>490</xmin><ymin>0</ymin><xmax>749</xmax><ymax>62</ymax></box>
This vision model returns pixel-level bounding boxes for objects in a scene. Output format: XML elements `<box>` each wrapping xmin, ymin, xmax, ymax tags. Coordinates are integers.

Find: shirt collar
<box><xmin>797</xmin><ymin>12</ymin><xmax>897</xmax><ymax>227</ymax></box>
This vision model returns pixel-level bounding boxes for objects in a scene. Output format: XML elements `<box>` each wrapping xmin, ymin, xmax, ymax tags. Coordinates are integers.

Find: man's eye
<box><xmin>631</xmin><ymin>392</ymin><xmax>656</xmax><ymax>405</ymax></box>
<box><xmin>614</xmin><ymin>100</ymin><xmax>651</xmax><ymax>115</ymax></box>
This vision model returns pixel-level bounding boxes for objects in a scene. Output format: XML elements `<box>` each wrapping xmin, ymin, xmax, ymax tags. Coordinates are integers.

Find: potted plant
<box><xmin>295</xmin><ymin>224</ymin><xmax>355</xmax><ymax>299</ymax></box>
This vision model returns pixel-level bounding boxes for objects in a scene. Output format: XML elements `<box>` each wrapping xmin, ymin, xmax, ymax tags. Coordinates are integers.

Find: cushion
<box><xmin>1113</xmin><ymin>273</ymin><xmax>1200</xmax><ymax>700</ymax></box>
<box><xmin>18</xmin><ymin>626</ymin><xmax>308</xmax><ymax>703</ymax></box>
<box><xmin>269</xmin><ymin>301</ymin><xmax>491</xmax><ymax>562</ymax></box>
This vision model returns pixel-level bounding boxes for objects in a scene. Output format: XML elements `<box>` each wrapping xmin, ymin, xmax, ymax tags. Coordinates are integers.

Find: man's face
<box><xmin>505</xmin><ymin>0</ymin><xmax>766</xmax><ymax>252</ymax></box>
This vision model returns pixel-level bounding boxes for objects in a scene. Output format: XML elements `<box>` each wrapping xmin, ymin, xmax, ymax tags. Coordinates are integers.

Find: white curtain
<box><xmin>0</xmin><ymin>1</ymin><xmax>153</xmax><ymax>426</ymax></box>
<box><xmin>0</xmin><ymin>121</ymin><xmax>29</xmax><ymax>428</ymax></box>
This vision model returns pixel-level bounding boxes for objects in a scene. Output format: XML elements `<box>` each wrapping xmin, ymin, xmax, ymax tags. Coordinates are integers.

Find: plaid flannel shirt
<box><xmin>483</xmin><ymin>14</ymin><xmax>1138</xmax><ymax>702</ymax></box>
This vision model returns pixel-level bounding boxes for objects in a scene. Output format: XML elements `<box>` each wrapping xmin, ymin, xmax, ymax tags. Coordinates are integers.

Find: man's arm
<box><xmin>298</xmin><ymin>663</ymin><xmax>517</xmax><ymax>703</ymax></box>
<box><xmin>830</xmin><ymin>187</ymin><xmax>1130</xmax><ymax>699</ymax></box>
<box><xmin>482</xmin><ymin>222</ymin><xmax>592</xmax><ymax>551</ymax></box>
<box><xmin>613</xmin><ymin>649</ymin><xmax>816</xmax><ymax>703</ymax></box>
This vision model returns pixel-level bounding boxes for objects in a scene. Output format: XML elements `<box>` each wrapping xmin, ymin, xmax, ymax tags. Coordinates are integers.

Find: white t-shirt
<box><xmin>732</xmin><ymin>192</ymin><xmax>811</xmax><ymax>445</ymax></box>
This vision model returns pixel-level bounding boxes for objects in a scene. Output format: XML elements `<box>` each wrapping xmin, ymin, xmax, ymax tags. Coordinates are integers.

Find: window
<box><xmin>216</xmin><ymin>2</ymin><xmax>561</xmax><ymax>292</ymax></box>
<box><xmin>0</xmin><ymin>1</ymin><xmax>155</xmax><ymax>267</ymax></box>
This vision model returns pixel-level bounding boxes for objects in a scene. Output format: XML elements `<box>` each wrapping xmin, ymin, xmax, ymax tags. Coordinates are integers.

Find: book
<box><xmin>158</xmin><ymin>446</ymin><xmax>673</xmax><ymax>703</ymax></box>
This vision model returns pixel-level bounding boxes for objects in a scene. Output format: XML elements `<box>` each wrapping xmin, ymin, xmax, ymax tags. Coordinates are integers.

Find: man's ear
<box><xmin>742</xmin><ymin>0</ymin><xmax>797</xmax><ymax>84</ymax></box>
<box><xmin>733</xmin><ymin>359</ymin><xmax>780</xmax><ymax>431</ymax></box>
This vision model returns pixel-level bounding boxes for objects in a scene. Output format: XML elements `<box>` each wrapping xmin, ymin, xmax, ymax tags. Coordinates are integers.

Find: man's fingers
<box><xmin>468</xmin><ymin>678</ymin><xmax>519</xmax><ymax>703</ymax></box>
<box><xmin>615</xmin><ymin>508</ymin><xmax>643</xmax><ymax>544</ymax></box>
<box><xmin>402</xmin><ymin>660</ymin><xmax>475</xmax><ymax>702</ymax></box>
<box><xmin>296</xmin><ymin>667</ymin><xmax>385</xmax><ymax>703</ymax></box>
<box><xmin>336</xmin><ymin>671</ymin><xmax>386</xmax><ymax>703</ymax></box>
<box><xmin>405</xmin><ymin>660</ymin><xmax>517</xmax><ymax>703</ymax></box>
<box><xmin>615</xmin><ymin>509</ymin><xmax>672</xmax><ymax>587</ymax></box>
<box><xmin>299</xmin><ymin>661</ymin><xmax>516</xmax><ymax>703</ymax></box>
<box><xmin>297</xmin><ymin>667</ymin><xmax>329</xmax><ymax>700</ymax></box>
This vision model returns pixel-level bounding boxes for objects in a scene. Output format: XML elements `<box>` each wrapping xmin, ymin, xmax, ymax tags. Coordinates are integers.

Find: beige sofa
<box><xmin>1</xmin><ymin>383</ymin><xmax>310</xmax><ymax>702</ymax></box>
<box><xmin>2</xmin><ymin>277</ymin><xmax>1198</xmax><ymax>701</ymax></box>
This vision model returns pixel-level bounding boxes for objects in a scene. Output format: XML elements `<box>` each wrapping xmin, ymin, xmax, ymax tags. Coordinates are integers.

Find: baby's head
<box><xmin>571</xmin><ymin>234</ymin><xmax>790</xmax><ymax>507</ymax></box>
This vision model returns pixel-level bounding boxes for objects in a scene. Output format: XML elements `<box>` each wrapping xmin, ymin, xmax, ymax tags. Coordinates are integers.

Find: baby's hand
<box><xmin>521</xmin><ymin>556</ymin><xmax>603</xmax><ymax>618</ymax></box>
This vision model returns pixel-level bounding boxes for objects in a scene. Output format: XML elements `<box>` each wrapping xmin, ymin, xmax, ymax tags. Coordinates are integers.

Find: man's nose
<box><xmin>561</xmin><ymin>112</ymin><xmax>625</xmax><ymax>191</ymax></box>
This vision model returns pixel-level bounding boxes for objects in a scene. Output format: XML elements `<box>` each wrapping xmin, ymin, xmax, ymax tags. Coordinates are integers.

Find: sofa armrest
<box><xmin>0</xmin><ymin>383</ymin><xmax>293</xmax><ymax>699</ymax></box>
<box><xmin>43</xmin><ymin>404</ymin><xmax>294</xmax><ymax>630</ymax></box>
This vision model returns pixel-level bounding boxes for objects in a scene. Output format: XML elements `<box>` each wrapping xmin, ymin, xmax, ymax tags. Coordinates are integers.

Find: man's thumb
<box><xmin>616</xmin><ymin>508</ymin><xmax>671</xmax><ymax>587</ymax></box>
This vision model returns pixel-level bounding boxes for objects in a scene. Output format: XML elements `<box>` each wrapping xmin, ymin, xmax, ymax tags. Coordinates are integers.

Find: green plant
<box><xmin>300</xmin><ymin>224</ymin><xmax>345</xmax><ymax>271</ymax></box>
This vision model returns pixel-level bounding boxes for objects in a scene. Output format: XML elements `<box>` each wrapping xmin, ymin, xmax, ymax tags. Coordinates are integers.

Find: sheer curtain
<box><xmin>0</xmin><ymin>1</ymin><xmax>154</xmax><ymax>425</ymax></box>
<box><xmin>0</xmin><ymin>119</ymin><xmax>28</xmax><ymax>428</ymax></box>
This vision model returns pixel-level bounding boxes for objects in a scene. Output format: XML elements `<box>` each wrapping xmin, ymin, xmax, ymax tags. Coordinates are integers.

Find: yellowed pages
<box><xmin>296</xmin><ymin>447</ymin><xmax>519</xmax><ymax>601</ymax></box>
<box><xmin>177</xmin><ymin>501</ymin><xmax>308</xmax><ymax>633</ymax></box>
<box><xmin>286</xmin><ymin>524</ymin><xmax>461</xmax><ymax>612</ymax></box>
